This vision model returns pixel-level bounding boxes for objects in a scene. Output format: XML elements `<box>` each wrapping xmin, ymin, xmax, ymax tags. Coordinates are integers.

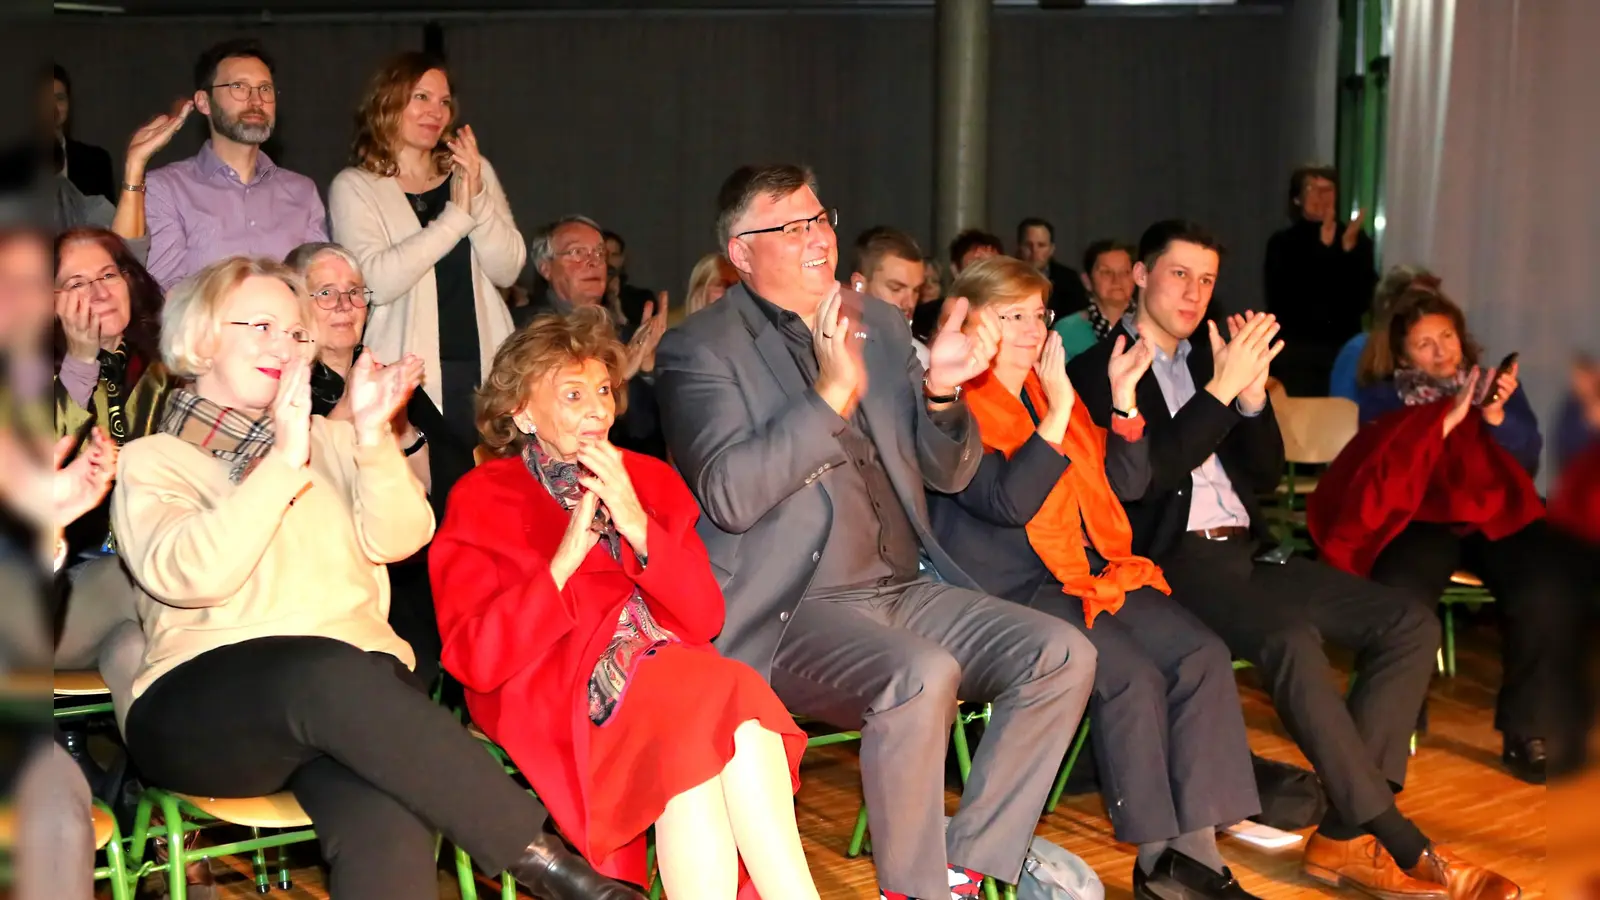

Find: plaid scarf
<box><xmin>158</xmin><ymin>388</ymin><xmax>275</xmax><ymax>484</ymax></box>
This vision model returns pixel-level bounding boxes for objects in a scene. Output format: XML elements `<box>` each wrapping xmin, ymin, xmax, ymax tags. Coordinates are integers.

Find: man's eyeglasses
<box><xmin>56</xmin><ymin>270</ymin><xmax>125</xmax><ymax>295</ymax></box>
<box><xmin>735</xmin><ymin>208</ymin><xmax>838</xmax><ymax>240</ymax></box>
<box><xmin>227</xmin><ymin>320</ymin><xmax>314</xmax><ymax>345</ymax></box>
<box><xmin>310</xmin><ymin>287</ymin><xmax>373</xmax><ymax>310</ymax></box>
<box><xmin>212</xmin><ymin>82</ymin><xmax>278</xmax><ymax>103</ymax></box>
<box><xmin>995</xmin><ymin>309</ymin><xmax>1056</xmax><ymax>328</ymax></box>
<box><xmin>553</xmin><ymin>246</ymin><xmax>607</xmax><ymax>265</ymax></box>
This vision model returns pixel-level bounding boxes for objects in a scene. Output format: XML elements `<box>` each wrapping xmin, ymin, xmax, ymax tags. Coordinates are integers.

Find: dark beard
<box><xmin>211</xmin><ymin>108</ymin><xmax>272</xmax><ymax>145</ymax></box>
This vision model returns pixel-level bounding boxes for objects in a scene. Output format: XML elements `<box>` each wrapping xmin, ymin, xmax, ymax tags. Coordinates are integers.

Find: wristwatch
<box><xmin>1112</xmin><ymin>405</ymin><xmax>1140</xmax><ymax>419</ymax></box>
<box><xmin>923</xmin><ymin>378</ymin><xmax>962</xmax><ymax>404</ymax></box>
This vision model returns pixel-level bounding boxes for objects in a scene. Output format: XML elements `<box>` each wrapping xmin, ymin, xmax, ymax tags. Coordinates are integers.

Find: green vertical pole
<box><xmin>1335</xmin><ymin>0</ymin><xmax>1363</xmax><ymax>198</ymax></box>
<box><xmin>1356</xmin><ymin>0</ymin><xmax>1385</xmax><ymax>230</ymax></box>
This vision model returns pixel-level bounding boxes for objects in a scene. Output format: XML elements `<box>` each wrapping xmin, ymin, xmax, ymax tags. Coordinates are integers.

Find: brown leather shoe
<box><xmin>1303</xmin><ymin>833</ymin><xmax>1449</xmax><ymax>900</ymax></box>
<box><xmin>1406</xmin><ymin>845</ymin><xmax>1521</xmax><ymax>900</ymax></box>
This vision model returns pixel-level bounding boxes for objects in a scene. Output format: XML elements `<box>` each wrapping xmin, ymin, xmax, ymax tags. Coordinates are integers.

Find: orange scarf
<box><xmin>965</xmin><ymin>370</ymin><xmax>1169</xmax><ymax>626</ymax></box>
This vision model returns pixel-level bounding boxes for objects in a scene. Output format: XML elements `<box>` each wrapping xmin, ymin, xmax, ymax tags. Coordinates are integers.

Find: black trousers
<box><xmin>1025</xmin><ymin>583</ymin><xmax>1261</xmax><ymax>844</ymax></box>
<box><xmin>124</xmin><ymin>636</ymin><xmax>547</xmax><ymax>900</ymax></box>
<box><xmin>1369</xmin><ymin>518</ymin><xmax>1591</xmax><ymax>746</ymax></box>
<box><xmin>1158</xmin><ymin>536</ymin><xmax>1440</xmax><ymax>827</ymax></box>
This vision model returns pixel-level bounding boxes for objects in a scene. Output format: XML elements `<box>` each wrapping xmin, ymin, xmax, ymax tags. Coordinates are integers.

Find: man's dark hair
<box><xmin>602</xmin><ymin>230</ymin><xmax>625</xmax><ymax>251</ymax></box>
<box><xmin>715</xmin><ymin>163</ymin><xmax>818</xmax><ymax>248</ymax></box>
<box><xmin>1016</xmin><ymin>217</ymin><xmax>1054</xmax><ymax>244</ymax></box>
<box><xmin>1136</xmin><ymin>220</ymin><xmax>1225</xmax><ymax>270</ymax></box>
<box><xmin>1081</xmin><ymin>238</ymin><xmax>1137</xmax><ymax>277</ymax></box>
<box><xmin>52</xmin><ymin>63</ymin><xmax>70</xmax><ymax>97</ymax></box>
<box><xmin>1287</xmin><ymin>163</ymin><xmax>1339</xmax><ymax>218</ymax></box>
<box><xmin>948</xmin><ymin>228</ymin><xmax>1004</xmax><ymax>267</ymax></box>
<box><xmin>854</xmin><ymin>226</ymin><xmax>923</xmax><ymax>277</ymax></box>
<box><xmin>194</xmin><ymin>38</ymin><xmax>276</xmax><ymax>94</ymax></box>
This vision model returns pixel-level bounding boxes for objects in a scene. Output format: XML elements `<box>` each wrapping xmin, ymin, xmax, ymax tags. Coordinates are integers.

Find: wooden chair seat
<box><xmin>175</xmin><ymin>792</ymin><xmax>312</xmax><ymax>829</ymax></box>
<box><xmin>92</xmin><ymin>803</ymin><xmax>116</xmax><ymax>850</ymax></box>
<box><xmin>1448</xmin><ymin>570</ymin><xmax>1485</xmax><ymax>588</ymax></box>
<box><xmin>1274</xmin><ymin>474</ymin><xmax>1321</xmax><ymax>495</ymax></box>
<box><xmin>54</xmin><ymin>670</ymin><xmax>110</xmax><ymax>696</ymax></box>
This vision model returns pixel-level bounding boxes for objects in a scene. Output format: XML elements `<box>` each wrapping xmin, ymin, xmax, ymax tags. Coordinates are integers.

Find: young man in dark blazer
<box><xmin>656</xmin><ymin>164</ymin><xmax>1095</xmax><ymax>900</ymax></box>
<box><xmin>1067</xmin><ymin>220</ymin><xmax>1520</xmax><ymax>900</ymax></box>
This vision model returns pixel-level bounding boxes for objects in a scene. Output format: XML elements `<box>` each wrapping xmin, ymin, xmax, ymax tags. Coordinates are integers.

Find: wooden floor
<box><xmin>142</xmin><ymin>622</ymin><xmax>1564</xmax><ymax>900</ymax></box>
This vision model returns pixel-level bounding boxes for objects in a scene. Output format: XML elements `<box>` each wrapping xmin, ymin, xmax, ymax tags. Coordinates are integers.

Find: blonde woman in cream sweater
<box><xmin>111</xmin><ymin>255</ymin><xmax>643</xmax><ymax>900</ymax></box>
<box><xmin>328</xmin><ymin>52</ymin><xmax>522</xmax><ymax>450</ymax></box>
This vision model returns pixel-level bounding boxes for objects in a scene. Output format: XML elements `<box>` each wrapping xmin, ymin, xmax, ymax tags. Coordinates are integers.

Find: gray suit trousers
<box><xmin>769</xmin><ymin>578</ymin><xmax>1095</xmax><ymax>898</ymax></box>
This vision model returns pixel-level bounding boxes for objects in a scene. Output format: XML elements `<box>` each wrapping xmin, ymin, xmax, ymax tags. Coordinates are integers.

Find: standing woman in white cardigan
<box><xmin>329</xmin><ymin>52</ymin><xmax>523</xmax><ymax>449</ymax></box>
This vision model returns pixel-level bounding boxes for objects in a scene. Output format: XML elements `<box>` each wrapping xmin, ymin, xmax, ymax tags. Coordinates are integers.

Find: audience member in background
<box><xmin>287</xmin><ymin>240</ymin><xmax>463</xmax><ymax>688</ymax></box>
<box><xmin>50</xmin><ymin>64</ymin><xmax>116</xmax><ymax>203</ymax></box>
<box><xmin>1053</xmin><ymin>239</ymin><xmax>1137</xmax><ymax>360</ymax></box>
<box><xmin>656</xmin><ymin>164</ymin><xmax>1094</xmax><ymax>900</ymax></box>
<box><xmin>604</xmin><ymin>229</ymin><xmax>657</xmax><ymax>327</ymax></box>
<box><xmin>683</xmin><ymin>252</ymin><xmax>738</xmax><ymax>318</ymax></box>
<box><xmin>1016</xmin><ymin>217</ymin><xmax>1089</xmax><ymax>318</ymax></box>
<box><xmin>921</xmin><ymin>257</ymin><xmax>944</xmax><ymax>303</ymax></box>
<box><xmin>330</xmin><ymin>51</ymin><xmax>522</xmax><ymax>451</ymax></box>
<box><xmin>105</xmin><ymin>103</ymin><xmax>193</xmax><ymax>261</ymax></box>
<box><xmin>949</xmin><ymin>227</ymin><xmax>1003</xmax><ymax>276</ymax></box>
<box><xmin>145</xmin><ymin>39</ymin><xmax>328</xmax><ymax>291</ymax></box>
<box><xmin>930</xmin><ymin>256</ymin><xmax>1262</xmax><ymax>900</ymax></box>
<box><xmin>849</xmin><ymin>226</ymin><xmax>928</xmax><ymax>366</ymax></box>
<box><xmin>111</xmin><ymin>254</ymin><xmax>640</xmax><ymax>900</ymax></box>
<box><xmin>1550</xmin><ymin>356</ymin><xmax>1600</xmax><ymax>546</ymax></box>
<box><xmin>520</xmin><ymin>215</ymin><xmax>668</xmax><ymax>457</ymax></box>
<box><xmin>1069</xmin><ymin>220</ymin><xmax>1515</xmax><ymax>900</ymax></box>
<box><xmin>1263</xmin><ymin>164</ymin><xmax>1377</xmax><ymax>396</ymax></box>
<box><xmin>1321</xmin><ymin>289</ymin><xmax>1588</xmax><ymax>784</ymax></box>
<box><xmin>911</xmin><ymin>257</ymin><xmax>947</xmax><ymax>344</ymax></box>
<box><xmin>1328</xmin><ymin>265</ymin><xmax>1439</xmax><ymax>401</ymax></box>
<box><xmin>432</xmin><ymin>310</ymin><xmax>818</xmax><ymax>899</ymax></box>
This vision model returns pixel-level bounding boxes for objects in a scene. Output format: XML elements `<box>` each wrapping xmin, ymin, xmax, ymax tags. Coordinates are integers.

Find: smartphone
<box><xmin>1252</xmin><ymin>542</ymin><xmax>1293</xmax><ymax>566</ymax></box>
<box><xmin>1481</xmin><ymin>351</ymin><xmax>1519</xmax><ymax>406</ymax></box>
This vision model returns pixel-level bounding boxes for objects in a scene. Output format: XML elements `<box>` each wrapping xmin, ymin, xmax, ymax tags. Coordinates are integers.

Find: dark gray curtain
<box><xmin>52</xmin><ymin>9</ymin><xmax>1288</xmax><ymax>312</ymax></box>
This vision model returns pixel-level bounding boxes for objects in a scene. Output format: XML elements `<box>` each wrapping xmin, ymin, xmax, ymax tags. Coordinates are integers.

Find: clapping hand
<box><xmin>271</xmin><ymin>357</ymin><xmax>314</xmax><ymax>470</ymax></box>
<box><xmin>576</xmin><ymin>441</ymin><xmax>649</xmax><ymax>556</ymax></box>
<box><xmin>1206</xmin><ymin>311</ymin><xmax>1284</xmax><ymax>407</ymax></box>
<box><xmin>926</xmin><ymin>297</ymin><xmax>1001</xmax><ymax>398</ymax></box>
<box><xmin>623</xmin><ymin>295</ymin><xmax>670</xmax><ymax>379</ymax></box>
<box><xmin>347</xmin><ymin>350</ymin><xmax>423</xmax><ymax>447</ymax></box>
<box><xmin>54</xmin><ymin>428</ymin><xmax>118</xmax><ymax>528</ymax></box>
<box><xmin>125</xmin><ymin>101</ymin><xmax>192</xmax><ymax>180</ymax></box>
<box><xmin>447</xmin><ymin>125</ymin><xmax>484</xmax><ymax>215</ymax></box>
<box><xmin>813</xmin><ymin>283</ymin><xmax>868</xmax><ymax>417</ymax></box>
<box><xmin>1443</xmin><ymin>367</ymin><xmax>1482</xmax><ymax>437</ymax></box>
<box><xmin>1107</xmin><ymin>333</ymin><xmax>1155</xmax><ymax>412</ymax></box>
<box><xmin>1034</xmin><ymin>331</ymin><xmax>1075</xmax><ymax>415</ymax></box>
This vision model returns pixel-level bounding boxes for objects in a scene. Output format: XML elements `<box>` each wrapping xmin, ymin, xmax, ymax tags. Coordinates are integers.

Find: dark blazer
<box><xmin>654</xmin><ymin>283</ymin><xmax>983</xmax><ymax>678</ymax></box>
<box><xmin>64</xmin><ymin>138</ymin><xmax>117</xmax><ymax>203</ymax></box>
<box><xmin>928</xmin><ymin>414</ymin><xmax>1153</xmax><ymax>605</ymax></box>
<box><xmin>1066</xmin><ymin>321</ymin><xmax>1285</xmax><ymax>559</ymax></box>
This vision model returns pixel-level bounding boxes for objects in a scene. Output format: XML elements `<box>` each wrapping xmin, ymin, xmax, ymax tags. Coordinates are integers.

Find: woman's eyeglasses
<box><xmin>995</xmin><ymin>309</ymin><xmax>1056</xmax><ymax>328</ymax></box>
<box><xmin>310</xmin><ymin>287</ymin><xmax>374</xmax><ymax>309</ymax></box>
<box><xmin>56</xmin><ymin>271</ymin><xmax>125</xmax><ymax>294</ymax></box>
<box><xmin>227</xmin><ymin>320</ymin><xmax>314</xmax><ymax>346</ymax></box>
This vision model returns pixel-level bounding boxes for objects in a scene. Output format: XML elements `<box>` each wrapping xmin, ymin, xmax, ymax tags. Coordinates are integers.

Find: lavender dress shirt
<box><xmin>144</xmin><ymin>141</ymin><xmax>328</xmax><ymax>291</ymax></box>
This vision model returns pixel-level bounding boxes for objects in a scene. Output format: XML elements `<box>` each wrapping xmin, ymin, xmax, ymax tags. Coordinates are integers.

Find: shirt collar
<box><xmin>196</xmin><ymin>140</ymin><xmax>277</xmax><ymax>183</ymax></box>
<box><xmin>748</xmin><ymin>287</ymin><xmax>807</xmax><ymax>335</ymax></box>
<box><xmin>1121</xmin><ymin>311</ymin><xmax>1190</xmax><ymax>364</ymax></box>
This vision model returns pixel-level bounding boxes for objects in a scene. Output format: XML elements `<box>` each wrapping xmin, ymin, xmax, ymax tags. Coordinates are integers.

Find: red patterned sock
<box><xmin>949</xmin><ymin>863</ymin><xmax>986</xmax><ymax>898</ymax></box>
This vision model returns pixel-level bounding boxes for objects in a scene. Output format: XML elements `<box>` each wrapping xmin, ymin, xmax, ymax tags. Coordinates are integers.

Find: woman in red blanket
<box><xmin>430</xmin><ymin>308</ymin><xmax>815</xmax><ymax>899</ymax></box>
<box><xmin>1311</xmin><ymin>287</ymin><xmax>1589</xmax><ymax>783</ymax></box>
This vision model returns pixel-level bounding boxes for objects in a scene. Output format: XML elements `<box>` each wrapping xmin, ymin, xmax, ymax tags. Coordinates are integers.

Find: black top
<box><xmin>1046</xmin><ymin>259</ymin><xmax>1091</xmax><ymax>319</ymax></box>
<box><xmin>748</xmin><ymin>291</ymin><xmax>922</xmax><ymax>590</ymax></box>
<box><xmin>407</xmin><ymin>181</ymin><xmax>480</xmax><ymax>365</ymax></box>
<box><xmin>1263</xmin><ymin>218</ymin><xmax>1379</xmax><ymax>349</ymax></box>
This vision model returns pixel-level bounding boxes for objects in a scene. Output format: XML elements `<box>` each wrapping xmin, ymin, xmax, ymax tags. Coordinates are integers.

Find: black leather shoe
<box><xmin>1501</xmin><ymin>735</ymin><xmax>1546</xmax><ymax>785</ymax></box>
<box><xmin>507</xmin><ymin>834</ymin><xmax>645</xmax><ymax>900</ymax></box>
<box><xmin>1134</xmin><ymin>849</ymin><xmax>1261</xmax><ymax>900</ymax></box>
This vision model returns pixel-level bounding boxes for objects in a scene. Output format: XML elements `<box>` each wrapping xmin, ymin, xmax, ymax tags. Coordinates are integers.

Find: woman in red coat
<box><xmin>430</xmin><ymin>308</ymin><xmax>817</xmax><ymax>900</ymax></box>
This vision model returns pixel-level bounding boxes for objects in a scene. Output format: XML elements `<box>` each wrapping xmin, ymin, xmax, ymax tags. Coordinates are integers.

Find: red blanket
<box><xmin>1308</xmin><ymin>401</ymin><xmax>1545</xmax><ymax>576</ymax></box>
<box><xmin>1550</xmin><ymin>441</ymin><xmax>1600</xmax><ymax>544</ymax></box>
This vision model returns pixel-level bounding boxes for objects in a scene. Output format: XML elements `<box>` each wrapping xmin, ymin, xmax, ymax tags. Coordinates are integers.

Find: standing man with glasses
<box><xmin>655</xmin><ymin>164</ymin><xmax>1095</xmax><ymax>900</ymax></box>
<box><xmin>145</xmin><ymin>39</ymin><xmax>328</xmax><ymax>291</ymax></box>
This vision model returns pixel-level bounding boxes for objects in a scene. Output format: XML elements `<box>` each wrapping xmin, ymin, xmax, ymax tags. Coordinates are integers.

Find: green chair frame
<box><xmin>1439</xmin><ymin>573</ymin><xmax>1494</xmax><ymax>677</ymax></box>
<box><xmin>92</xmin><ymin>800</ymin><xmax>143</xmax><ymax>900</ymax></box>
<box><xmin>127</xmin><ymin>789</ymin><xmax>317</xmax><ymax>900</ymax></box>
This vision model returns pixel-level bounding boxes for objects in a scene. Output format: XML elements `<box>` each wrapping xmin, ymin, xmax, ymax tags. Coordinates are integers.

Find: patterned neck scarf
<box><xmin>158</xmin><ymin>388</ymin><xmax>275</xmax><ymax>484</ymax></box>
<box><xmin>1395</xmin><ymin>366</ymin><xmax>1485</xmax><ymax>407</ymax></box>
<box><xmin>522</xmin><ymin>439</ymin><xmax>616</xmax><ymax>556</ymax></box>
<box><xmin>98</xmin><ymin>345</ymin><xmax>134</xmax><ymax>443</ymax></box>
<box><xmin>1085</xmin><ymin>299</ymin><xmax>1134</xmax><ymax>341</ymax></box>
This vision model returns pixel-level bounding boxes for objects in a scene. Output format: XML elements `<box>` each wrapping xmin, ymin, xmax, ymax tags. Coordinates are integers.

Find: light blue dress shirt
<box><xmin>1143</xmin><ymin>330</ymin><xmax>1255</xmax><ymax>531</ymax></box>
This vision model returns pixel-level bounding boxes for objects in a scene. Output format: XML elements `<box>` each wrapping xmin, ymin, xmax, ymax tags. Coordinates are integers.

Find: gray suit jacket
<box><xmin>655</xmin><ymin>283</ymin><xmax>984</xmax><ymax>677</ymax></box>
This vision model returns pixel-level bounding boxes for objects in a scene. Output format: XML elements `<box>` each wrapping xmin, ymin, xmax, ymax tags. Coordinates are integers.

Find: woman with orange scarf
<box><xmin>928</xmin><ymin>258</ymin><xmax>1262</xmax><ymax>900</ymax></box>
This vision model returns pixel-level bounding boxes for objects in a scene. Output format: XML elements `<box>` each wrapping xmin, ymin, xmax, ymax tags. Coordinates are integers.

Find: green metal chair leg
<box><xmin>1443</xmin><ymin>605</ymin><xmax>1457</xmax><ymax>677</ymax></box>
<box><xmin>95</xmin><ymin>801</ymin><xmax>133</xmax><ymax>900</ymax></box>
<box><xmin>160</xmin><ymin>792</ymin><xmax>189</xmax><ymax>900</ymax></box>
<box><xmin>277</xmin><ymin>842</ymin><xmax>293</xmax><ymax>890</ymax></box>
<box><xmin>454</xmin><ymin>845</ymin><xmax>481</xmax><ymax>900</ymax></box>
<box><xmin>501</xmin><ymin>871</ymin><xmax>517</xmax><ymax>900</ymax></box>
<box><xmin>250</xmin><ymin>826</ymin><xmax>270</xmax><ymax>893</ymax></box>
<box><xmin>846</xmin><ymin>802</ymin><xmax>870</xmax><ymax>857</ymax></box>
<box><xmin>1045</xmin><ymin>717</ymin><xmax>1092</xmax><ymax>814</ymax></box>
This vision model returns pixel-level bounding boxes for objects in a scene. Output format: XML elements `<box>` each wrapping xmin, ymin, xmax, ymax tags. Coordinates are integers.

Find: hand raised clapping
<box><xmin>346</xmin><ymin>350</ymin><xmax>424</xmax><ymax>447</ymax></box>
<box><xmin>926</xmin><ymin>297</ymin><xmax>1001</xmax><ymax>398</ymax></box>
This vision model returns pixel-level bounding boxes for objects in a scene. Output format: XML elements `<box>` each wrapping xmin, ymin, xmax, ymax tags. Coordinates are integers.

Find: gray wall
<box><xmin>54</xmin><ymin>7</ymin><xmax>1289</xmax><ymax>313</ymax></box>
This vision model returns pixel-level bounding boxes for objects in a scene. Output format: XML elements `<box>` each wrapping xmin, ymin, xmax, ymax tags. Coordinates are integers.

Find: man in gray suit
<box><xmin>655</xmin><ymin>164</ymin><xmax>1096</xmax><ymax>900</ymax></box>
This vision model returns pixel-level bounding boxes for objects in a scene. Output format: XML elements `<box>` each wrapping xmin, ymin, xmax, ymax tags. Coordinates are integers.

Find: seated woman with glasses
<box><xmin>430</xmin><ymin>308</ymin><xmax>817</xmax><ymax>900</ymax></box>
<box><xmin>1312</xmin><ymin>286</ymin><xmax>1590</xmax><ymax>786</ymax></box>
<box><xmin>927</xmin><ymin>257</ymin><xmax>1266</xmax><ymax>900</ymax></box>
<box><xmin>286</xmin><ymin>240</ymin><xmax>474</xmax><ymax>688</ymax></box>
<box><xmin>329</xmin><ymin>51</ymin><xmax>522</xmax><ymax>454</ymax></box>
<box><xmin>111</xmin><ymin>254</ymin><xmax>642</xmax><ymax>900</ymax></box>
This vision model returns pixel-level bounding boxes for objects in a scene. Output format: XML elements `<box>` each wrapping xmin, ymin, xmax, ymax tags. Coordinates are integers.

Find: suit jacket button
<box><xmin>779</xmin><ymin>611</ymin><xmax>792</xmax><ymax>623</ymax></box>
<box><xmin>811</xmin><ymin>550</ymin><xmax>822</xmax><ymax>562</ymax></box>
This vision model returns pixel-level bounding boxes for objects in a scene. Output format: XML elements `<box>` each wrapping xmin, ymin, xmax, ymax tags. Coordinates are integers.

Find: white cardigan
<box><xmin>327</xmin><ymin>159</ymin><xmax>523</xmax><ymax>415</ymax></box>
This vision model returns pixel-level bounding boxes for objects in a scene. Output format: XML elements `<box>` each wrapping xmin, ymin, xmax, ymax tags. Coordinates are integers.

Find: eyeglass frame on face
<box><xmin>55</xmin><ymin>270</ymin><xmax>126</xmax><ymax>295</ymax></box>
<box><xmin>734</xmin><ymin>208</ymin><xmax>839</xmax><ymax>240</ymax></box>
<box><xmin>552</xmin><ymin>246</ymin><xmax>608</xmax><ymax>265</ymax></box>
<box><xmin>309</xmin><ymin>286</ymin><xmax>374</xmax><ymax>310</ymax></box>
<box><xmin>994</xmin><ymin>308</ymin><xmax>1056</xmax><ymax>328</ymax></box>
<box><xmin>211</xmin><ymin>81</ymin><xmax>278</xmax><ymax>103</ymax></box>
<box><xmin>226</xmin><ymin>319</ymin><xmax>315</xmax><ymax>347</ymax></box>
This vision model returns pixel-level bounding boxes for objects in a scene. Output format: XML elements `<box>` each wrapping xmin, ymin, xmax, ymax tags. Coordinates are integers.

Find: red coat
<box><xmin>430</xmin><ymin>451</ymin><xmax>726</xmax><ymax>882</ymax></box>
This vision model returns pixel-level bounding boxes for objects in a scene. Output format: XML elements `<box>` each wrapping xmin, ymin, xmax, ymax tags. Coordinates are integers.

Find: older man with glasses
<box><xmin>654</xmin><ymin>163</ymin><xmax>1096</xmax><ymax>900</ymax></box>
<box><xmin>144</xmin><ymin>38</ymin><xmax>328</xmax><ymax>291</ymax></box>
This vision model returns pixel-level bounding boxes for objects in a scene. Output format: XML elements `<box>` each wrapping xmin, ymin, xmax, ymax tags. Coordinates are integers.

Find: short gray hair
<box><xmin>715</xmin><ymin>164</ymin><xmax>818</xmax><ymax>249</ymax></box>
<box><xmin>530</xmin><ymin>215</ymin><xmax>604</xmax><ymax>268</ymax></box>
<box><xmin>283</xmin><ymin>241</ymin><xmax>362</xmax><ymax>282</ymax></box>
